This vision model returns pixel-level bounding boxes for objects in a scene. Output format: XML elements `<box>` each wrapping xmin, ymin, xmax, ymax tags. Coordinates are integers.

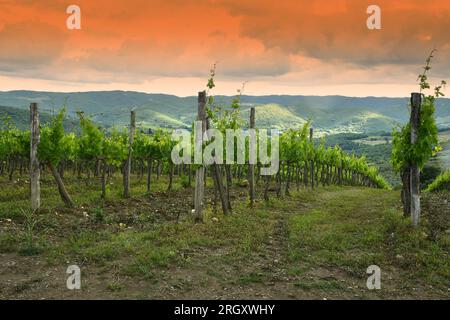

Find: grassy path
<box><xmin>0</xmin><ymin>179</ymin><xmax>449</xmax><ymax>299</ymax></box>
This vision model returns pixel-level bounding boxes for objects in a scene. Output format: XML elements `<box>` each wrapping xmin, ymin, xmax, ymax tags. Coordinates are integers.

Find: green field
<box><xmin>0</xmin><ymin>173</ymin><xmax>448</xmax><ymax>299</ymax></box>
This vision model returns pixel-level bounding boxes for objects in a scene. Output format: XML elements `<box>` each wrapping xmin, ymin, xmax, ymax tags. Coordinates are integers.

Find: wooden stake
<box><xmin>124</xmin><ymin>110</ymin><xmax>135</xmax><ymax>198</ymax></box>
<box><xmin>249</xmin><ymin>107</ymin><xmax>256</xmax><ymax>206</ymax></box>
<box><xmin>206</xmin><ymin>118</ymin><xmax>230</xmax><ymax>215</ymax></box>
<box><xmin>310</xmin><ymin>127</ymin><xmax>315</xmax><ymax>189</ymax></box>
<box><xmin>147</xmin><ymin>158</ymin><xmax>153</xmax><ymax>194</ymax></box>
<box><xmin>30</xmin><ymin>103</ymin><xmax>40</xmax><ymax>212</ymax></box>
<box><xmin>410</xmin><ymin>93</ymin><xmax>421</xmax><ymax>227</ymax></box>
<box><xmin>194</xmin><ymin>91</ymin><xmax>206</xmax><ymax>222</ymax></box>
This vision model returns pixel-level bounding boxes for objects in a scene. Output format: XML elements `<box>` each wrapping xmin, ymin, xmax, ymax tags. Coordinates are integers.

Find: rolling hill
<box><xmin>1</xmin><ymin>91</ymin><xmax>449</xmax><ymax>134</ymax></box>
<box><xmin>0</xmin><ymin>105</ymin><xmax>78</xmax><ymax>131</ymax></box>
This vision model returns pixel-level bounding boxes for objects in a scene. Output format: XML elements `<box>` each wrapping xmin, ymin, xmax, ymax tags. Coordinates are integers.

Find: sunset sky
<box><xmin>0</xmin><ymin>0</ymin><xmax>449</xmax><ymax>97</ymax></box>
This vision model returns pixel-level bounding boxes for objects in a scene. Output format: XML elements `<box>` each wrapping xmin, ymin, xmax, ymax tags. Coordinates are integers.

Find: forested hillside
<box><xmin>1</xmin><ymin>91</ymin><xmax>449</xmax><ymax>133</ymax></box>
<box><xmin>0</xmin><ymin>105</ymin><xmax>78</xmax><ymax>132</ymax></box>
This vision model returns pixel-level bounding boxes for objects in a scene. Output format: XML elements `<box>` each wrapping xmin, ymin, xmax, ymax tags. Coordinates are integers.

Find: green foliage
<box><xmin>19</xmin><ymin>208</ymin><xmax>42</xmax><ymax>256</ymax></box>
<box><xmin>102</xmin><ymin>129</ymin><xmax>127</xmax><ymax>168</ymax></box>
<box><xmin>425</xmin><ymin>170</ymin><xmax>450</xmax><ymax>192</ymax></box>
<box><xmin>0</xmin><ymin>113</ymin><xmax>30</xmax><ymax>164</ymax></box>
<box><xmin>78</xmin><ymin>112</ymin><xmax>104</xmax><ymax>162</ymax></box>
<box><xmin>392</xmin><ymin>97</ymin><xmax>441</xmax><ymax>171</ymax></box>
<box><xmin>392</xmin><ymin>51</ymin><xmax>446</xmax><ymax>172</ymax></box>
<box><xmin>281</xmin><ymin>122</ymin><xmax>390</xmax><ymax>189</ymax></box>
<box><xmin>38</xmin><ymin>108</ymin><xmax>71</xmax><ymax>166</ymax></box>
<box><xmin>180</xmin><ymin>175</ymin><xmax>191</xmax><ymax>188</ymax></box>
<box><xmin>0</xmin><ymin>127</ymin><xmax>29</xmax><ymax>161</ymax></box>
<box><xmin>134</xmin><ymin>129</ymin><xmax>174</xmax><ymax>163</ymax></box>
<box><xmin>207</xmin><ymin>78</ymin><xmax>245</xmax><ymax>132</ymax></box>
<box><xmin>420</xmin><ymin>164</ymin><xmax>442</xmax><ymax>189</ymax></box>
<box><xmin>91</xmin><ymin>206</ymin><xmax>105</xmax><ymax>223</ymax></box>
<box><xmin>0</xmin><ymin>67</ymin><xmax>391</xmax><ymax>196</ymax></box>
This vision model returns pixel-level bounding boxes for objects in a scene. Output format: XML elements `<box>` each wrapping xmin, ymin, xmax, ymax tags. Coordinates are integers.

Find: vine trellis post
<box><xmin>194</xmin><ymin>91</ymin><xmax>206</xmax><ymax>222</ymax></box>
<box><xmin>124</xmin><ymin>110</ymin><xmax>135</xmax><ymax>198</ymax></box>
<box><xmin>206</xmin><ymin>113</ymin><xmax>230</xmax><ymax>215</ymax></box>
<box><xmin>310</xmin><ymin>127</ymin><xmax>315</xmax><ymax>189</ymax></box>
<box><xmin>410</xmin><ymin>92</ymin><xmax>421</xmax><ymax>227</ymax></box>
<box><xmin>30</xmin><ymin>103</ymin><xmax>40</xmax><ymax>212</ymax></box>
<box><xmin>249</xmin><ymin>107</ymin><xmax>256</xmax><ymax>206</ymax></box>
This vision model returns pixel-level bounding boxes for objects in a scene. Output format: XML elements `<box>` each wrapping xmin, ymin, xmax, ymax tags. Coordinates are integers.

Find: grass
<box><xmin>0</xmin><ymin>233</ymin><xmax>19</xmax><ymax>253</ymax></box>
<box><xmin>19</xmin><ymin>208</ymin><xmax>43</xmax><ymax>256</ymax></box>
<box><xmin>286</xmin><ymin>187</ymin><xmax>449</xmax><ymax>287</ymax></box>
<box><xmin>287</xmin><ymin>188</ymin><xmax>390</xmax><ymax>269</ymax></box>
<box><xmin>1</xmin><ymin>172</ymin><xmax>274</xmax><ymax>279</ymax></box>
<box><xmin>107</xmin><ymin>281</ymin><xmax>123</xmax><ymax>292</ymax></box>
<box><xmin>0</xmin><ymin>173</ymin><xmax>184</xmax><ymax>216</ymax></box>
<box><xmin>0</xmin><ymin>173</ymin><xmax>449</xmax><ymax>298</ymax></box>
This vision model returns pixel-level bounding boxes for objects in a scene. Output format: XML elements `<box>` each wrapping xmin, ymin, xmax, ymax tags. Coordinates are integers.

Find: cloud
<box><xmin>216</xmin><ymin>0</ymin><xmax>450</xmax><ymax>68</ymax></box>
<box><xmin>0</xmin><ymin>0</ymin><xmax>448</xmax><ymax>96</ymax></box>
<box><xmin>0</xmin><ymin>0</ymin><xmax>293</xmax><ymax>81</ymax></box>
<box><xmin>70</xmin><ymin>39</ymin><xmax>290</xmax><ymax>80</ymax></box>
<box><xmin>0</xmin><ymin>21</ymin><xmax>67</xmax><ymax>72</ymax></box>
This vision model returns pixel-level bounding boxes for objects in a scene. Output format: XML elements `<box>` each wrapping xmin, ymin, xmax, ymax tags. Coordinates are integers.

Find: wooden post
<box><xmin>49</xmin><ymin>162</ymin><xmax>74</xmax><ymax>207</ymax></box>
<box><xmin>249</xmin><ymin>107</ymin><xmax>256</xmax><ymax>206</ymax></box>
<box><xmin>310</xmin><ymin>127</ymin><xmax>315</xmax><ymax>189</ymax></box>
<box><xmin>101</xmin><ymin>161</ymin><xmax>107</xmax><ymax>199</ymax></box>
<box><xmin>401</xmin><ymin>167</ymin><xmax>411</xmax><ymax>217</ymax></box>
<box><xmin>167</xmin><ymin>162</ymin><xmax>174</xmax><ymax>192</ymax></box>
<box><xmin>124</xmin><ymin>110</ymin><xmax>135</xmax><ymax>198</ymax></box>
<box><xmin>30</xmin><ymin>103</ymin><xmax>40</xmax><ymax>212</ymax></box>
<box><xmin>410</xmin><ymin>93</ymin><xmax>421</xmax><ymax>227</ymax></box>
<box><xmin>194</xmin><ymin>92</ymin><xmax>206</xmax><ymax>222</ymax></box>
<box><xmin>147</xmin><ymin>158</ymin><xmax>153</xmax><ymax>194</ymax></box>
<box><xmin>206</xmin><ymin>118</ymin><xmax>230</xmax><ymax>215</ymax></box>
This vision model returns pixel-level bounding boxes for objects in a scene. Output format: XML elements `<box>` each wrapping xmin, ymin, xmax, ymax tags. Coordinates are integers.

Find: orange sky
<box><xmin>0</xmin><ymin>0</ymin><xmax>449</xmax><ymax>96</ymax></box>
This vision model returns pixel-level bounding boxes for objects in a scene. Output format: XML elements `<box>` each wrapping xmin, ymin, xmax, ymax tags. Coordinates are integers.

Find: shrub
<box><xmin>425</xmin><ymin>170</ymin><xmax>450</xmax><ymax>192</ymax></box>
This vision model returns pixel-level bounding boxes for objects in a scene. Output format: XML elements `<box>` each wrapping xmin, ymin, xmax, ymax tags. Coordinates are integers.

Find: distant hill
<box><xmin>0</xmin><ymin>105</ymin><xmax>78</xmax><ymax>131</ymax></box>
<box><xmin>1</xmin><ymin>90</ymin><xmax>449</xmax><ymax>133</ymax></box>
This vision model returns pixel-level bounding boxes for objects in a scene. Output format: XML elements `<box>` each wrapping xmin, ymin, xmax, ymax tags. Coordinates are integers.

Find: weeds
<box><xmin>19</xmin><ymin>208</ymin><xmax>42</xmax><ymax>256</ymax></box>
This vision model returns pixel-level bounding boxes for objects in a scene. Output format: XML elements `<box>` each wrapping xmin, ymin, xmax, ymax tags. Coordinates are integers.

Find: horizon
<box><xmin>0</xmin><ymin>89</ymin><xmax>437</xmax><ymax>100</ymax></box>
